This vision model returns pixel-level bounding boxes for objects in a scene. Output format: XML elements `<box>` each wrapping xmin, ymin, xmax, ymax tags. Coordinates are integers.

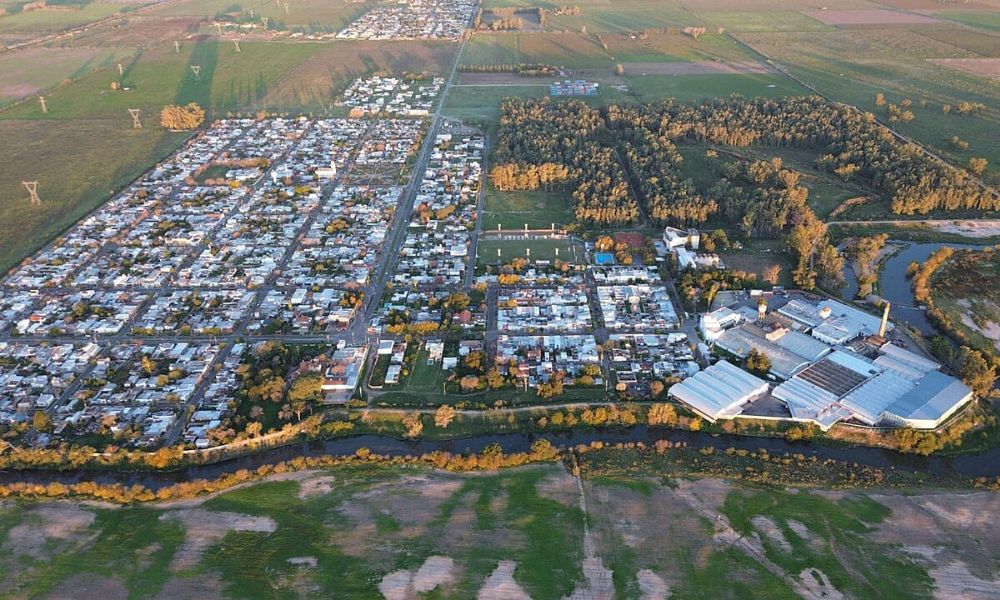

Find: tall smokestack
<box><xmin>879</xmin><ymin>302</ymin><xmax>891</xmax><ymax>337</ymax></box>
<box><xmin>758</xmin><ymin>298</ymin><xmax>767</xmax><ymax>323</ymax></box>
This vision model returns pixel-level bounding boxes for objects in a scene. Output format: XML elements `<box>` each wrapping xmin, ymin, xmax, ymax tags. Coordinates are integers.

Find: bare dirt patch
<box><xmin>751</xmin><ymin>516</ymin><xmax>792</xmax><ymax>553</ymax></box>
<box><xmin>298</xmin><ymin>474</ymin><xmax>336</xmax><ymax>499</ymax></box>
<box><xmin>42</xmin><ymin>574</ymin><xmax>128</xmax><ymax>600</ymax></box>
<box><xmin>150</xmin><ymin>573</ymin><xmax>225</xmax><ymax>600</ymax></box>
<box><xmin>3</xmin><ymin>502</ymin><xmax>96</xmax><ymax>560</ymax></box>
<box><xmin>622</xmin><ymin>60</ymin><xmax>774</xmax><ymax>75</ymax></box>
<box><xmin>799</xmin><ymin>568</ymin><xmax>845</xmax><ymax>600</ymax></box>
<box><xmin>870</xmin><ymin>491</ymin><xmax>1000</xmax><ymax>593</ymax></box>
<box><xmin>929</xmin><ymin>58</ymin><xmax>1000</xmax><ymax>80</ymax></box>
<box><xmin>536</xmin><ymin>471</ymin><xmax>579</xmax><ymax>508</ymax></box>
<box><xmin>478</xmin><ymin>560</ymin><xmax>531</xmax><ymax>600</ymax></box>
<box><xmin>376</xmin><ymin>555</ymin><xmax>459</xmax><ymax>599</ymax></box>
<box><xmin>933</xmin><ymin>220</ymin><xmax>1000</xmax><ymax>238</ymax></box>
<box><xmin>160</xmin><ymin>509</ymin><xmax>276</xmax><ymax>571</ymax></box>
<box><xmin>804</xmin><ymin>9</ymin><xmax>942</xmax><ymax>25</ymax></box>
<box><xmin>637</xmin><ymin>569</ymin><xmax>669</xmax><ymax>600</ymax></box>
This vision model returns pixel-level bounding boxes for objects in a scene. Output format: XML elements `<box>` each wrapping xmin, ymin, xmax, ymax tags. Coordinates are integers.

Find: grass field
<box><xmin>482</xmin><ymin>187</ymin><xmax>575</xmax><ymax>230</ymax></box>
<box><xmin>2</xmin><ymin>463</ymin><xmax>998</xmax><ymax>598</ymax></box>
<box><xmin>0</xmin><ymin>0</ymin><xmax>140</xmax><ymax>35</ymax></box>
<box><xmin>936</xmin><ymin>10</ymin><xmax>1000</xmax><ymax>31</ymax></box>
<box><xmin>0</xmin><ymin>119</ymin><xmax>188</xmax><ymax>274</ymax></box>
<box><xmin>0</xmin><ymin>46</ymin><xmax>137</xmax><ymax>106</ymax></box>
<box><xmin>0</xmin><ymin>41</ymin><xmax>328</xmax><ymax>119</ymax></box>
<box><xmin>149</xmin><ymin>0</ymin><xmax>366</xmax><ymax>29</ymax></box>
<box><xmin>477</xmin><ymin>237</ymin><xmax>587</xmax><ymax>264</ymax></box>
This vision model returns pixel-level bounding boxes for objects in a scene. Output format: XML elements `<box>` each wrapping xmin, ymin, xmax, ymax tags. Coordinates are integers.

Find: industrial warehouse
<box><xmin>672</xmin><ymin>292</ymin><xmax>974</xmax><ymax>430</ymax></box>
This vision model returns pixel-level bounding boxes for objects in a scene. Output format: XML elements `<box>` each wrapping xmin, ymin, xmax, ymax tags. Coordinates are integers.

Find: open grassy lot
<box><xmin>604</xmin><ymin>31</ymin><xmax>759</xmax><ymax>63</ymax></box>
<box><xmin>702</xmin><ymin>11</ymin><xmax>834</xmax><ymax>32</ymax></box>
<box><xmin>0</xmin><ymin>41</ymin><xmax>327</xmax><ymax>119</ymax></box>
<box><xmin>482</xmin><ymin>187</ymin><xmax>575</xmax><ymax>230</ymax></box>
<box><xmin>443</xmin><ymin>84</ymin><xmax>548</xmax><ymax>121</ymax></box>
<box><xmin>477</xmin><ymin>237</ymin><xmax>587</xmax><ymax>264</ymax></box>
<box><xmin>0</xmin><ymin>0</ymin><xmax>144</xmax><ymax>35</ymax></box>
<box><xmin>464</xmin><ymin>32</ymin><xmax>613</xmax><ymax>68</ymax></box>
<box><xmin>718</xmin><ymin>239</ymin><xmax>796</xmax><ymax>286</ymax></box>
<box><xmin>0</xmin><ymin>119</ymin><xmax>188</xmax><ymax>274</ymax></box>
<box><xmin>3</xmin><ymin>462</ymin><xmax>1000</xmax><ymax>598</ymax></box>
<box><xmin>0</xmin><ymin>45</ymin><xmax>136</xmax><ymax>106</ymax></box>
<box><xmin>0</xmin><ymin>464</ymin><xmax>590</xmax><ymax>598</ymax></box>
<box><xmin>624</xmin><ymin>71</ymin><xmax>808</xmax><ymax>102</ymax></box>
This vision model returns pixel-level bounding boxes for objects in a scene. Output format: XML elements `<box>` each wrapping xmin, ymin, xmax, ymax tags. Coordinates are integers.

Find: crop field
<box><xmin>0</xmin><ymin>0</ymin><xmax>143</xmax><ymax>35</ymax></box>
<box><xmin>0</xmin><ymin>119</ymin><xmax>188</xmax><ymax>274</ymax></box>
<box><xmin>147</xmin><ymin>0</ymin><xmax>368</xmax><ymax>32</ymax></box>
<box><xmin>482</xmin><ymin>187</ymin><xmax>575</xmax><ymax>231</ymax></box>
<box><xmin>3</xmin><ymin>462</ymin><xmax>1000</xmax><ymax>599</ymax></box>
<box><xmin>738</xmin><ymin>27</ymin><xmax>1000</xmax><ymax>184</ymax></box>
<box><xmin>0</xmin><ymin>46</ymin><xmax>136</xmax><ymax>105</ymax></box>
<box><xmin>603</xmin><ymin>32</ymin><xmax>760</xmax><ymax>63</ymax></box>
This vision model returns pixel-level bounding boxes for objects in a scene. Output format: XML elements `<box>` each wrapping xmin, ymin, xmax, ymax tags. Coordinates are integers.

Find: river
<box><xmin>4</xmin><ymin>427</ymin><xmax>1000</xmax><ymax>491</ymax></box>
<box><xmin>844</xmin><ymin>241</ymin><xmax>986</xmax><ymax>335</ymax></box>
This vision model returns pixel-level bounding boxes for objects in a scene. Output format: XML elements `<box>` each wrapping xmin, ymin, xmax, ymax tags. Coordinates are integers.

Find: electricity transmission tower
<box><xmin>129</xmin><ymin>108</ymin><xmax>142</xmax><ymax>129</ymax></box>
<box><xmin>22</xmin><ymin>181</ymin><xmax>40</xmax><ymax>206</ymax></box>
<box><xmin>233</xmin><ymin>39</ymin><xmax>241</xmax><ymax>53</ymax></box>
<box><xmin>38</xmin><ymin>96</ymin><xmax>47</xmax><ymax>113</ymax></box>
<box><xmin>174</xmin><ymin>40</ymin><xmax>180</xmax><ymax>52</ymax></box>
<box><xmin>190</xmin><ymin>65</ymin><xmax>201</xmax><ymax>81</ymax></box>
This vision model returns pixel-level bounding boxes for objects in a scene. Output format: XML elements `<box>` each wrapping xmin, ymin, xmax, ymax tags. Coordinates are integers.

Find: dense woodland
<box><xmin>492</xmin><ymin>97</ymin><xmax>997</xmax><ymax>229</ymax></box>
<box><xmin>491</xmin><ymin>96</ymin><xmax>996</xmax><ymax>289</ymax></box>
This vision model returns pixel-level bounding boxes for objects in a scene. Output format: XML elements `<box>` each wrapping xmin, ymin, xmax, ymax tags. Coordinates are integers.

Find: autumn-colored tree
<box><xmin>762</xmin><ymin>264</ymin><xmax>782</xmax><ymax>286</ymax></box>
<box><xmin>435</xmin><ymin>405</ymin><xmax>457</xmax><ymax>429</ymax></box>
<box><xmin>647</xmin><ymin>403</ymin><xmax>677</xmax><ymax>426</ymax></box>
<box><xmin>969</xmin><ymin>157</ymin><xmax>988</xmax><ymax>176</ymax></box>
<box><xmin>160</xmin><ymin>102</ymin><xmax>206</xmax><ymax>130</ymax></box>
<box><xmin>403</xmin><ymin>412</ymin><xmax>424</xmax><ymax>438</ymax></box>
<box><xmin>649</xmin><ymin>380</ymin><xmax>665</xmax><ymax>397</ymax></box>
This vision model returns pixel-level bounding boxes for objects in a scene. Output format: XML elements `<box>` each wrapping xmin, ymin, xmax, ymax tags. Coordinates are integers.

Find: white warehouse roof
<box><xmin>669</xmin><ymin>360</ymin><xmax>768</xmax><ymax>422</ymax></box>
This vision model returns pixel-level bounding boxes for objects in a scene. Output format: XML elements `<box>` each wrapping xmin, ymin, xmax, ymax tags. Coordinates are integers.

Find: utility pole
<box><xmin>129</xmin><ymin>108</ymin><xmax>142</xmax><ymax>129</ymax></box>
<box><xmin>190</xmin><ymin>65</ymin><xmax>201</xmax><ymax>81</ymax></box>
<box><xmin>174</xmin><ymin>40</ymin><xmax>180</xmax><ymax>53</ymax></box>
<box><xmin>38</xmin><ymin>96</ymin><xmax>47</xmax><ymax>113</ymax></box>
<box><xmin>22</xmin><ymin>181</ymin><xmax>40</xmax><ymax>206</ymax></box>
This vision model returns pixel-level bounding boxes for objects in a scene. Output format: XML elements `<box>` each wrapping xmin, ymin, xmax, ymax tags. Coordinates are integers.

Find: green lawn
<box><xmin>477</xmin><ymin>237</ymin><xmax>587</xmax><ymax>264</ymax></box>
<box><xmin>406</xmin><ymin>349</ymin><xmax>448</xmax><ymax>391</ymax></box>
<box><xmin>444</xmin><ymin>84</ymin><xmax>548</xmax><ymax>120</ymax></box>
<box><xmin>482</xmin><ymin>187</ymin><xmax>575</xmax><ymax>230</ymax></box>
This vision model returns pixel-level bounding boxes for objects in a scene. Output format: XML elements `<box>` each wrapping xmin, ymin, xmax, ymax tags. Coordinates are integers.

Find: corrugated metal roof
<box><xmin>884</xmin><ymin>370</ymin><xmax>973</xmax><ymax>423</ymax></box>
<box><xmin>669</xmin><ymin>360</ymin><xmax>768</xmax><ymax>421</ymax></box>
